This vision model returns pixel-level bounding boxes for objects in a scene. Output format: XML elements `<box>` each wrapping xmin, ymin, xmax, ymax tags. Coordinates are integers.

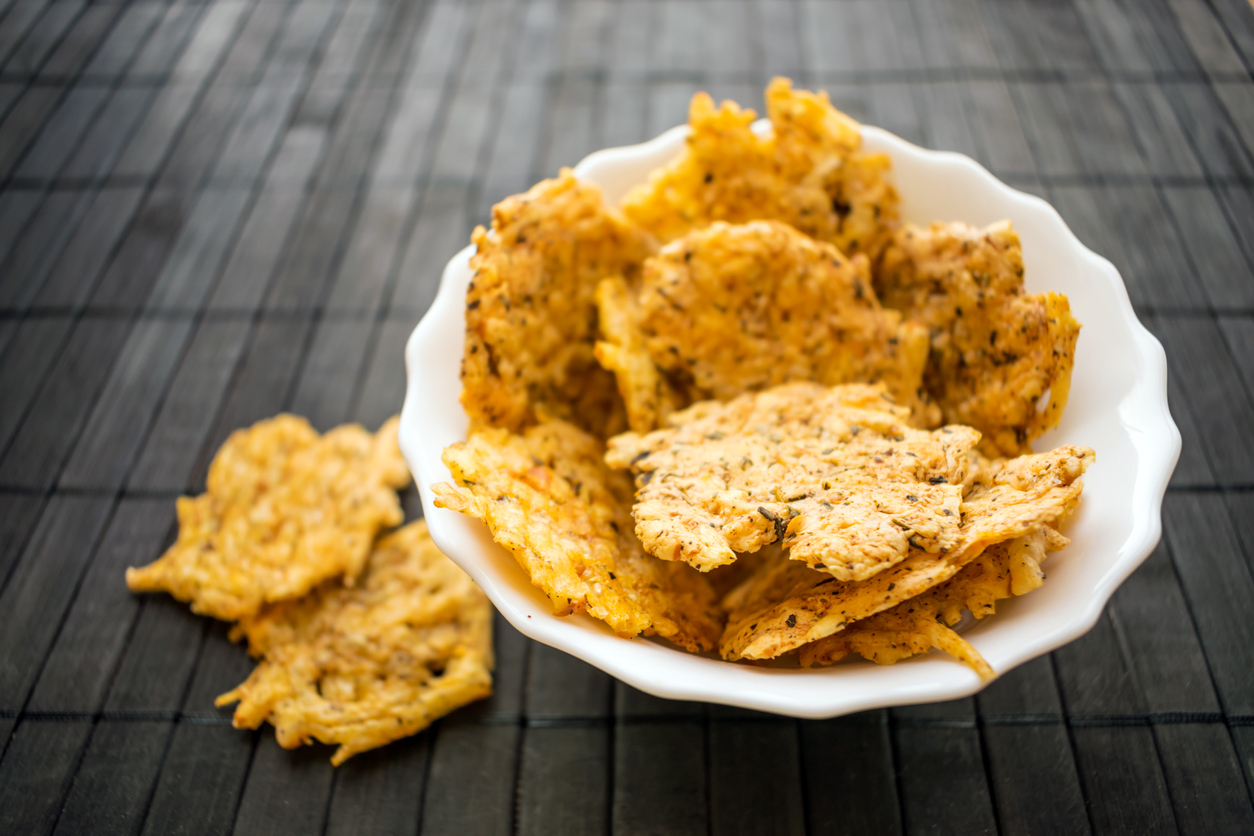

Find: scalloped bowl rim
<box><xmin>399</xmin><ymin>121</ymin><xmax>1180</xmax><ymax>718</ymax></box>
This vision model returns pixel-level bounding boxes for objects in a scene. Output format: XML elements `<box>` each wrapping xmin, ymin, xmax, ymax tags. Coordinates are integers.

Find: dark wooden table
<box><xmin>1</xmin><ymin>0</ymin><xmax>1253</xmax><ymax>833</ymax></box>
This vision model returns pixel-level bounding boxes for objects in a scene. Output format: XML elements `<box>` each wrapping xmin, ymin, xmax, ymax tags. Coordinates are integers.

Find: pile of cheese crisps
<box><xmin>127</xmin><ymin>416</ymin><xmax>493</xmax><ymax>764</ymax></box>
<box><xmin>433</xmin><ymin>77</ymin><xmax>1093</xmax><ymax>679</ymax></box>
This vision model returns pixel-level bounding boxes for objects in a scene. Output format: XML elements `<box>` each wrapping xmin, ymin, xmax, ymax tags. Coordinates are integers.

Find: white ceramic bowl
<box><xmin>399</xmin><ymin>123</ymin><xmax>1180</xmax><ymax>717</ymax></box>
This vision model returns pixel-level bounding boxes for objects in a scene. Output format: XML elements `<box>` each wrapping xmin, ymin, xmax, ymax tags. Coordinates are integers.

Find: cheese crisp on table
<box><xmin>126</xmin><ymin>415</ymin><xmax>410</xmax><ymax>621</ymax></box>
<box><xmin>218</xmin><ymin>520</ymin><xmax>493</xmax><ymax>765</ymax></box>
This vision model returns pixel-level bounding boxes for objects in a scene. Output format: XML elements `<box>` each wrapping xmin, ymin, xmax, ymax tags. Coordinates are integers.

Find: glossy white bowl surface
<box><xmin>399</xmin><ymin>123</ymin><xmax>1180</xmax><ymax>717</ymax></box>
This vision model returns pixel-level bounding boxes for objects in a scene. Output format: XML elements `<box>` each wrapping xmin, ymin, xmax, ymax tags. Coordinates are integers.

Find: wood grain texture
<box><xmin>0</xmin><ymin>0</ymin><xmax>1249</xmax><ymax>831</ymax></box>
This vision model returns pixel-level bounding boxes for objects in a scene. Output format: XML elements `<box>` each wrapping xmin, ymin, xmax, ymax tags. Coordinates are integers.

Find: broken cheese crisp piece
<box><xmin>217</xmin><ymin>520</ymin><xmax>493</xmax><ymax>765</ymax></box>
<box><xmin>876</xmin><ymin>220</ymin><xmax>1081</xmax><ymax>455</ymax></box>
<box><xmin>596</xmin><ymin>221</ymin><xmax>935</xmax><ymax>433</ymax></box>
<box><xmin>621</xmin><ymin>78</ymin><xmax>899</xmax><ymax>262</ymax></box>
<box><xmin>719</xmin><ymin>443</ymin><xmax>1092</xmax><ymax>660</ymax></box>
<box><xmin>432</xmin><ymin>420</ymin><xmax>722</xmax><ymax>651</ymax></box>
<box><xmin>798</xmin><ymin>527</ymin><xmax>1069</xmax><ymax>678</ymax></box>
<box><xmin>460</xmin><ymin>168</ymin><xmax>656</xmax><ymax>437</ymax></box>
<box><xmin>605</xmin><ymin>382</ymin><xmax>979</xmax><ymax>579</ymax></box>
<box><xmin>126</xmin><ymin>415</ymin><xmax>410</xmax><ymax>621</ymax></box>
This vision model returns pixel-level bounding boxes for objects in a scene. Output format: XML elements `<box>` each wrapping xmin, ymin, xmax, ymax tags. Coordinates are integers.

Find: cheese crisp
<box><xmin>798</xmin><ymin>527</ymin><xmax>1068</xmax><ymax>677</ymax></box>
<box><xmin>622</xmin><ymin>78</ymin><xmax>899</xmax><ymax>262</ymax></box>
<box><xmin>460</xmin><ymin>169</ymin><xmax>656</xmax><ymax>437</ymax></box>
<box><xmin>605</xmin><ymin>382</ymin><xmax>979</xmax><ymax>580</ymax></box>
<box><xmin>595</xmin><ymin>221</ymin><xmax>935</xmax><ymax>432</ymax></box>
<box><xmin>126</xmin><ymin>415</ymin><xmax>409</xmax><ymax>621</ymax></box>
<box><xmin>217</xmin><ymin>521</ymin><xmax>493</xmax><ymax>765</ymax></box>
<box><xmin>719</xmin><ymin>444</ymin><xmax>1092</xmax><ymax>660</ymax></box>
<box><xmin>877</xmin><ymin>221</ymin><xmax>1081</xmax><ymax>455</ymax></box>
<box><xmin>432</xmin><ymin>420</ymin><xmax>721</xmax><ymax>652</ymax></box>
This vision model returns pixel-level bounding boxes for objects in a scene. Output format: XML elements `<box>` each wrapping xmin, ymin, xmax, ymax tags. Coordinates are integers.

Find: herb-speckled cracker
<box><xmin>217</xmin><ymin>521</ymin><xmax>492</xmax><ymax>765</ymax></box>
<box><xmin>718</xmin><ymin>444</ymin><xmax>1092</xmax><ymax>660</ymax></box>
<box><xmin>877</xmin><ymin>220</ymin><xmax>1081</xmax><ymax>455</ymax></box>
<box><xmin>432</xmin><ymin>420</ymin><xmax>722</xmax><ymax>651</ymax></box>
<box><xmin>621</xmin><ymin>78</ymin><xmax>899</xmax><ymax>263</ymax></box>
<box><xmin>460</xmin><ymin>169</ymin><xmax>656</xmax><ymax>437</ymax></box>
<box><xmin>605</xmin><ymin>382</ymin><xmax>978</xmax><ymax>579</ymax></box>
<box><xmin>798</xmin><ymin>527</ymin><xmax>1068</xmax><ymax>678</ymax></box>
<box><xmin>596</xmin><ymin>220</ymin><xmax>935</xmax><ymax>432</ymax></box>
<box><xmin>126</xmin><ymin>415</ymin><xmax>410</xmax><ymax>621</ymax></box>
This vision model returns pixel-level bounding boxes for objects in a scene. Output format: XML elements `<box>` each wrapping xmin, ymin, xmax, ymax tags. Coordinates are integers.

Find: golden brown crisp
<box><xmin>606</xmin><ymin>382</ymin><xmax>978</xmax><ymax>580</ymax></box>
<box><xmin>798</xmin><ymin>527</ymin><xmax>1069</xmax><ymax>678</ymax></box>
<box><xmin>126</xmin><ymin>415</ymin><xmax>410</xmax><ymax>621</ymax></box>
<box><xmin>718</xmin><ymin>444</ymin><xmax>1092</xmax><ymax>660</ymax></box>
<box><xmin>217</xmin><ymin>521</ymin><xmax>492</xmax><ymax>765</ymax></box>
<box><xmin>432</xmin><ymin>420</ymin><xmax>722</xmax><ymax>651</ymax></box>
<box><xmin>621</xmin><ymin>78</ymin><xmax>899</xmax><ymax>262</ymax></box>
<box><xmin>596</xmin><ymin>221</ymin><xmax>934</xmax><ymax>432</ymax></box>
<box><xmin>594</xmin><ymin>275</ymin><xmax>683</xmax><ymax>433</ymax></box>
<box><xmin>876</xmin><ymin>220</ymin><xmax>1082</xmax><ymax>455</ymax></box>
<box><xmin>460</xmin><ymin>169</ymin><xmax>656</xmax><ymax>437</ymax></box>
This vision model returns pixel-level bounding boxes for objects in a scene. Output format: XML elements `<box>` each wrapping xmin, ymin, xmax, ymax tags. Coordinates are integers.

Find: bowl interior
<box><xmin>399</xmin><ymin>123</ymin><xmax>1179</xmax><ymax>717</ymax></box>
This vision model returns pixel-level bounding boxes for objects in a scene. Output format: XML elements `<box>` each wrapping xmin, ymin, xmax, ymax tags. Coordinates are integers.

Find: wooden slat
<box><xmin>351</xmin><ymin>316</ymin><xmax>411</xmax><ymax>432</ymax></box>
<box><xmin>1107</xmin><ymin>543</ymin><xmax>1222</xmax><ymax>715</ymax></box>
<box><xmin>126</xmin><ymin>3</ymin><xmax>206</xmax><ymax>80</ymax></box>
<box><xmin>526</xmin><ymin>643</ymin><xmax>611</xmax><ymax>720</ymax></box>
<box><xmin>33</xmin><ymin>187</ymin><xmax>146</xmax><ymax>310</ymax></box>
<box><xmin>516</xmin><ymin>726</ymin><xmax>609</xmax><ymax>836</ymax></box>
<box><xmin>81</xmin><ymin>2</ymin><xmax>165</xmax><ymax>79</ymax></box>
<box><xmin>140</xmin><ymin>723</ymin><xmax>255</xmax><ymax>836</ymax></box>
<box><xmin>232</xmin><ymin>735</ymin><xmax>336</xmax><ymax>836</ymax></box>
<box><xmin>38</xmin><ymin>4</ymin><xmax>122</xmax><ymax>80</ymax></box>
<box><xmin>893</xmin><ymin>724</ymin><xmax>999</xmax><ymax>836</ymax></box>
<box><xmin>289</xmin><ymin>318</ymin><xmax>376</xmax><ymax>430</ymax></box>
<box><xmin>1163</xmin><ymin>493</ymin><xmax>1254</xmax><ymax>716</ymax></box>
<box><xmin>144</xmin><ymin>186</ymin><xmax>252</xmax><ymax>311</ymax></box>
<box><xmin>421</xmin><ymin>721</ymin><xmax>519</xmax><ymax>836</ymax></box>
<box><xmin>27</xmin><ymin>498</ymin><xmax>174</xmax><ymax>713</ymax></box>
<box><xmin>613</xmin><ymin>720</ymin><xmax>708</xmax><ymax>835</ymax></box>
<box><xmin>0</xmin><ymin>491</ymin><xmax>45</xmax><ymax>588</ymax></box>
<box><xmin>59</xmin><ymin>318</ymin><xmax>194</xmax><ymax>491</ymax></box>
<box><xmin>0</xmin><ymin>189</ymin><xmax>97</xmax><ymax>311</ymax></box>
<box><xmin>1070</xmin><ymin>726</ymin><xmax>1178</xmax><ymax>835</ymax></box>
<box><xmin>3</xmin><ymin>0</ymin><xmax>83</xmax><ymax>78</ymax></box>
<box><xmin>0</xmin><ymin>720</ymin><xmax>94</xmax><ymax>836</ymax></box>
<box><xmin>1160</xmin><ymin>186</ymin><xmax>1254</xmax><ymax>312</ymax></box>
<box><xmin>128</xmin><ymin>318</ymin><xmax>253</xmax><ymax>492</ymax></box>
<box><xmin>1160</xmin><ymin>82</ymin><xmax>1254</xmax><ymax>179</ymax></box>
<box><xmin>324</xmin><ymin>731</ymin><xmax>430</xmax><ymax>836</ymax></box>
<box><xmin>710</xmin><ymin>720</ymin><xmax>806</xmax><ymax>836</ymax></box>
<box><xmin>52</xmin><ymin>720</ymin><xmax>173</xmax><ymax>836</ymax></box>
<box><xmin>0</xmin><ymin>495</ymin><xmax>113</xmax><ymax>709</ymax></box>
<box><xmin>800</xmin><ymin>713</ymin><xmax>902</xmax><ymax>835</ymax></box>
<box><xmin>1153</xmin><ymin>316</ymin><xmax>1254</xmax><ymax>486</ymax></box>
<box><xmin>0</xmin><ymin>317</ymin><xmax>73</xmax><ymax>451</ymax></box>
<box><xmin>104</xmin><ymin>595</ymin><xmax>207</xmax><ymax>713</ymax></box>
<box><xmin>1153</xmin><ymin>723</ymin><xmax>1254</xmax><ymax>835</ymax></box>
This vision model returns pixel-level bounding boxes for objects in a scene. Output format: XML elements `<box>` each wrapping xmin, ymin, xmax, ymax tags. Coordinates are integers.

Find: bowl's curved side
<box><xmin>398</xmin><ymin>121</ymin><xmax>1181</xmax><ymax>718</ymax></box>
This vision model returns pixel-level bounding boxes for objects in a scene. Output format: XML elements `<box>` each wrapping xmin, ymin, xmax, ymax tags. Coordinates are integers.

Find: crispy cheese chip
<box><xmin>606</xmin><ymin>382</ymin><xmax>978</xmax><ymax>579</ymax></box>
<box><xmin>798</xmin><ymin>527</ymin><xmax>1069</xmax><ymax>678</ymax></box>
<box><xmin>432</xmin><ymin>420</ymin><xmax>721</xmax><ymax>651</ymax></box>
<box><xmin>217</xmin><ymin>521</ymin><xmax>492</xmax><ymax>765</ymax></box>
<box><xmin>461</xmin><ymin>169</ymin><xmax>656</xmax><ymax>436</ymax></box>
<box><xmin>719</xmin><ymin>443</ymin><xmax>1092</xmax><ymax>660</ymax></box>
<box><xmin>621</xmin><ymin>78</ymin><xmax>900</xmax><ymax>261</ymax></box>
<box><xmin>596</xmin><ymin>221</ymin><xmax>935</xmax><ymax>432</ymax></box>
<box><xmin>877</xmin><ymin>221</ymin><xmax>1081</xmax><ymax>455</ymax></box>
<box><xmin>126</xmin><ymin>416</ymin><xmax>410</xmax><ymax>620</ymax></box>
